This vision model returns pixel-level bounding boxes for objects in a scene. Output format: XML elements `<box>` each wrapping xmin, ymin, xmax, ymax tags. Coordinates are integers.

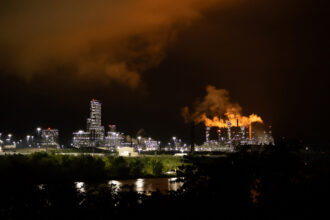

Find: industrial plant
<box><xmin>72</xmin><ymin>99</ymin><xmax>105</xmax><ymax>148</ymax></box>
<box><xmin>197</xmin><ymin>120</ymin><xmax>274</xmax><ymax>152</ymax></box>
<box><xmin>1</xmin><ymin>99</ymin><xmax>274</xmax><ymax>154</ymax></box>
<box><xmin>72</xmin><ymin>99</ymin><xmax>160</xmax><ymax>154</ymax></box>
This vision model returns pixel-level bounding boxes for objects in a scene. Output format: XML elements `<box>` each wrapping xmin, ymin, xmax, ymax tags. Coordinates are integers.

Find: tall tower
<box><xmin>87</xmin><ymin>99</ymin><xmax>102</xmax><ymax>130</ymax></box>
<box><xmin>227</xmin><ymin>121</ymin><xmax>231</xmax><ymax>142</ymax></box>
<box><xmin>87</xmin><ymin>99</ymin><xmax>104</xmax><ymax>146</ymax></box>
<box><xmin>228</xmin><ymin>121</ymin><xmax>233</xmax><ymax>151</ymax></box>
<box><xmin>205</xmin><ymin>126</ymin><xmax>210</xmax><ymax>147</ymax></box>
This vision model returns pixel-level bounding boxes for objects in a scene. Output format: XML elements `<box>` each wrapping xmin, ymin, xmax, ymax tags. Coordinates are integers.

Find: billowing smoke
<box><xmin>182</xmin><ymin>85</ymin><xmax>263</xmax><ymax>127</ymax></box>
<box><xmin>0</xmin><ymin>0</ymin><xmax>235</xmax><ymax>88</ymax></box>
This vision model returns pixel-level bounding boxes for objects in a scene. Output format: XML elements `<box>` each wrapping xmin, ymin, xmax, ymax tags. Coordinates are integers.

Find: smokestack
<box><xmin>237</xmin><ymin>119</ymin><xmax>239</xmax><ymax>127</ymax></box>
<box><xmin>217</xmin><ymin>129</ymin><xmax>221</xmax><ymax>147</ymax></box>
<box><xmin>228</xmin><ymin>121</ymin><xmax>233</xmax><ymax>151</ymax></box>
<box><xmin>190</xmin><ymin>122</ymin><xmax>195</xmax><ymax>154</ymax></box>
<box><xmin>227</xmin><ymin>121</ymin><xmax>231</xmax><ymax>142</ymax></box>
<box><xmin>205</xmin><ymin>126</ymin><xmax>210</xmax><ymax>147</ymax></box>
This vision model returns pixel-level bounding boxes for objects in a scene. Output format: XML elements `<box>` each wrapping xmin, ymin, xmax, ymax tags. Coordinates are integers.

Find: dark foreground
<box><xmin>0</xmin><ymin>142</ymin><xmax>329</xmax><ymax>219</ymax></box>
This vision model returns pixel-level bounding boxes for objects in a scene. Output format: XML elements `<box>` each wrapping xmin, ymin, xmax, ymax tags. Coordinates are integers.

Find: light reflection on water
<box><xmin>75</xmin><ymin>182</ymin><xmax>85</xmax><ymax>193</ymax></box>
<box><xmin>77</xmin><ymin>178</ymin><xmax>183</xmax><ymax>195</ymax></box>
<box><xmin>109</xmin><ymin>178</ymin><xmax>183</xmax><ymax>194</ymax></box>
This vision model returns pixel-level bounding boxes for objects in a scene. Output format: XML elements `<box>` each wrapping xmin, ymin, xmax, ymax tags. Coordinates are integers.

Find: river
<box><xmin>76</xmin><ymin>177</ymin><xmax>183</xmax><ymax>195</ymax></box>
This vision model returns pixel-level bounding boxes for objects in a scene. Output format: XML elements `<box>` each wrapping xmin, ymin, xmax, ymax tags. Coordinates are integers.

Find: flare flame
<box><xmin>197</xmin><ymin>112</ymin><xmax>263</xmax><ymax>128</ymax></box>
<box><xmin>182</xmin><ymin>85</ymin><xmax>264</xmax><ymax>128</ymax></box>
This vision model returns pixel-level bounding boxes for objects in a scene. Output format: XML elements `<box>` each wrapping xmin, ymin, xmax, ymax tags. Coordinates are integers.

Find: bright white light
<box><xmin>109</xmin><ymin>180</ymin><xmax>121</xmax><ymax>192</ymax></box>
<box><xmin>75</xmin><ymin>182</ymin><xmax>85</xmax><ymax>193</ymax></box>
<box><xmin>135</xmin><ymin>179</ymin><xmax>144</xmax><ymax>193</ymax></box>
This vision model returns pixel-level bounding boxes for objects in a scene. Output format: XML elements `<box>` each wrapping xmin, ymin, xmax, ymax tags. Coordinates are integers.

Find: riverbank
<box><xmin>0</xmin><ymin>152</ymin><xmax>184</xmax><ymax>182</ymax></box>
<box><xmin>1</xmin><ymin>144</ymin><xmax>330</xmax><ymax>219</ymax></box>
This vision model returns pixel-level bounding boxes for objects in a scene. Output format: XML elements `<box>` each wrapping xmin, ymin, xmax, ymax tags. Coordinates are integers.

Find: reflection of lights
<box><xmin>168</xmin><ymin>177</ymin><xmax>184</xmax><ymax>191</ymax></box>
<box><xmin>75</xmin><ymin>182</ymin><xmax>85</xmax><ymax>193</ymax></box>
<box><xmin>135</xmin><ymin>179</ymin><xmax>144</xmax><ymax>193</ymax></box>
<box><xmin>109</xmin><ymin>180</ymin><xmax>121</xmax><ymax>191</ymax></box>
<box><xmin>38</xmin><ymin>184</ymin><xmax>45</xmax><ymax>190</ymax></box>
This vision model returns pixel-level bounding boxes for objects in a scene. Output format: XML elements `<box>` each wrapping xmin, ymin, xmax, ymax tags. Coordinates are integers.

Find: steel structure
<box><xmin>72</xmin><ymin>99</ymin><xmax>105</xmax><ymax>148</ymax></box>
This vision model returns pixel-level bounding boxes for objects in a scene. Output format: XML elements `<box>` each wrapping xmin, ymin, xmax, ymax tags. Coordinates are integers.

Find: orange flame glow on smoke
<box><xmin>196</xmin><ymin>109</ymin><xmax>263</xmax><ymax>128</ymax></box>
<box><xmin>181</xmin><ymin>85</ymin><xmax>264</xmax><ymax>129</ymax></box>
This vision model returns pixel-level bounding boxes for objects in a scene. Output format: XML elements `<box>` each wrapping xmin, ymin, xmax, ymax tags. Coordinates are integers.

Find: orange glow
<box><xmin>182</xmin><ymin>85</ymin><xmax>264</xmax><ymax>130</ymax></box>
<box><xmin>196</xmin><ymin>108</ymin><xmax>263</xmax><ymax>128</ymax></box>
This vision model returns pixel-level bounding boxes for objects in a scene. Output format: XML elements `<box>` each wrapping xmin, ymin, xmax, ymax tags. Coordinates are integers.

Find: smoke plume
<box><xmin>182</xmin><ymin>85</ymin><xmax>263</xmax><ymax>127</ymax></box>
<box><xmin>0</xmin><ymin>0</ymin><xmax>234</xmax><ymax>88</ymax></box>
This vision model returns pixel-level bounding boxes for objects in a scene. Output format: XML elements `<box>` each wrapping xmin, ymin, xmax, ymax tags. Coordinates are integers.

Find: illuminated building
<box><xmin>104</xmin><ymin>125</ymin><xmax>123</xmax><ymax>151</ymax></box>
<box><xmin>118</xmin><ymin>147</ymin><xmax>138</xmax><ymax>157</ymax></box>
<box><xmin>144</xmin><ymin>139</ymin><xmax>160</xmax><ymax>151</ymax></box>
<box><xmin>72</xmin><ymin>99</ymin><xmax>105</xmax><ymax>148</ymax></box>
<box><xmin>87</xmin><ymin>99</ymin><xmax>105</xmax><ymax>144</ymax></box>
<box><xmin>41</xmin><ymin>128</ymin><xmax>59</xmax><ymax>147</ymax></box>
<box><xmin>72</xmin><ymin>130</ymin><xmax>91</xmax><ymax>148</ymax></box>
<box><xmin>200</xmin><ymin>123</ymin><xmax>275</xmax><ymax>151</ymax></box>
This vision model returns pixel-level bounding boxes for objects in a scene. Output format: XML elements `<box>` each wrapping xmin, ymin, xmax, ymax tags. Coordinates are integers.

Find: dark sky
<box><xmin>0</xmin><ymin>0</ymin><xmax>329</xmax><ymax>145</ymax></box>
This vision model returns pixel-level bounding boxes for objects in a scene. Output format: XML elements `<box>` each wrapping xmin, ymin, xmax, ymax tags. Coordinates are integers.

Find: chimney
<box><xmin>190</xmin><ymin>122</ymin><xmax>195</xmax><ymax>154</ymax></box>
<box><xmin>227</xmin><ymin>121</ymin><xmax>232</xmax><ymax>142</ymax></box>
<box><xmin>228</xmin><ymin>121</ymin><xmax>233</xmax><ymax>151</ymax></box>
<box><xmin>205</xmin><ymin>126</ymin><xmax>210</xmax><ymax>147</ymax></box>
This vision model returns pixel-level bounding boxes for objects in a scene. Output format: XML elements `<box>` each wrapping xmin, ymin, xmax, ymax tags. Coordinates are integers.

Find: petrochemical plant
<box><xmin>72</xmin><ymin>99</ymin><xmax>160</xmax><ymax>152</ymax></box>
<box><xmin>197</xmin><ymin>120</ymin><xmax>274</xmax><ymax>152</ymax></box>
<box><xmin>0</xmin><ymin>99</ymin><xmax>274</xmax><ymax>153</ymax></box>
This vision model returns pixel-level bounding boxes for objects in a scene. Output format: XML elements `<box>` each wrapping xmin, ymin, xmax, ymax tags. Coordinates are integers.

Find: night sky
<box><xmin>0</xmin><ymin>0</ymin><xmax>329</xmax><ymax>145</ymax></box>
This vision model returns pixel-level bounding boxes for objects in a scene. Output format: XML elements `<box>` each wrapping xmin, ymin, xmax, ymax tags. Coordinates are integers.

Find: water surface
<box><xmin>76</xmin><ymin>177</ymin><xmax>183</xmax><ymax>195</ymax></box>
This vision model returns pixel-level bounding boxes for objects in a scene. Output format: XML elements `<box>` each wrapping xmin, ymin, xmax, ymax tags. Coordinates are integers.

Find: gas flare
<box><xmin>196</xmin><ymin>112</ymin><xmax>263</xmax><ymax>128</ymax></box>
<box><xmin>182</xmin><ymin>85</ymin><xmax>264</xmax><ymax>128</ymax></box>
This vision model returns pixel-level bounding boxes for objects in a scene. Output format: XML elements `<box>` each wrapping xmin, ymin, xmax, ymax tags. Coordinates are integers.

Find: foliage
<box><xmin>0</xmin><ymin>153</ymin><xmax>183</xmax><ymax>182</ymax></box>
<box><xmin>1</xmin><ymin>142</ymin><xmax>330</xmax><ymax>219</ymax></box>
